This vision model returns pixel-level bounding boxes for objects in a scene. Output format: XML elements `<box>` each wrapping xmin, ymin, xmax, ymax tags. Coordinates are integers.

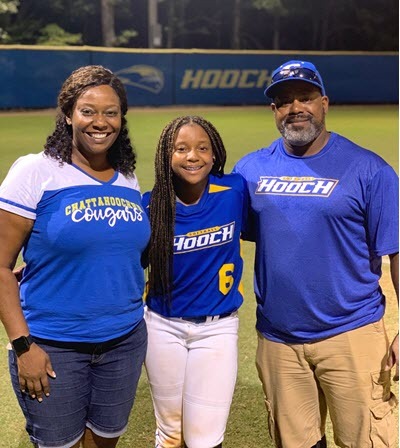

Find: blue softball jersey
<box><xmin>143</xmin><ymin>173</ymin><xmax>246</xmax><ymax>318</ymax></box>
<box><xmin>0</xmin><ymin>152</ymin><xmax>151</xmax><ymax>342</ymax></box>
<box><xmin>233</xmin><ymin>133</ymin><xmax>399</xmax><ymax>343</ymax></box>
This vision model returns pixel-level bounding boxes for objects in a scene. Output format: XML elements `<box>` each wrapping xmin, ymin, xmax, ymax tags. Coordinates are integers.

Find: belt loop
<box><xmin>206</xmin><ymin>316</ymin><xmax>214</xmax><ymax>324</ymax></box>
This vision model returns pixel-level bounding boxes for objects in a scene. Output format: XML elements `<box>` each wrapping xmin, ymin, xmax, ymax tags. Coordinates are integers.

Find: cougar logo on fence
<box><xmin>256</xmin><ymin>176</ymin><xmax>338</xmax><ymax>197</ymax></box>
<box><xmin>116</xmin><ymin>65</ymin><xmax>164</xmax><ymax>94</ymax></box>
<box><xmin>174</xmin><ymin>222</ymin><xmax>235</xmax><ymax>254</ymax></box>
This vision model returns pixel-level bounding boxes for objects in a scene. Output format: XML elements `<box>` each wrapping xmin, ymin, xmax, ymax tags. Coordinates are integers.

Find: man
<box><xmin>234</xmin><ymin>60</ymin><xmax>399</xmax><ymax>448</ymax></box>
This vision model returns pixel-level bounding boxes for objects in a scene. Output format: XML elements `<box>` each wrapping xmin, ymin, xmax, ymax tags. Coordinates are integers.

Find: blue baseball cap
<box><xmin>264</xmin><ymin>60</ymin><xmax>326</xmax><ymax>98</ymax></box>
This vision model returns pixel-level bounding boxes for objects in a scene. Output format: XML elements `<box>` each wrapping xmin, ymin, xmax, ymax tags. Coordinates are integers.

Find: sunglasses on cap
<box><xmin>272</xmin><ymin>67</ymin><xmax>323</xmax><ymax>85</ymax></box>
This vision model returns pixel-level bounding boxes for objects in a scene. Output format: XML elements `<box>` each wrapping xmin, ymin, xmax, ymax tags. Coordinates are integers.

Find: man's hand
<box><xmin>13</xmin><ymin>264</ymin><xmax>25</xmax><ymax>282</ymax></box>
<box><xmin>386</xmin><ymin>333</ymin><xmax>399</xmax><ymax>381</ymax></box>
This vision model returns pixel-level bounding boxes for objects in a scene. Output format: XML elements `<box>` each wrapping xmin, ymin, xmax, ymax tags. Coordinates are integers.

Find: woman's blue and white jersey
<box><xmin>0</xmin><ymin>152</ymin><xmax>150</xmax><ymax>342</ymax></box>
<box><xmin>143</xmin><ymin>173</ymin><xmax>246</xmax><ymax>318</ymax></box>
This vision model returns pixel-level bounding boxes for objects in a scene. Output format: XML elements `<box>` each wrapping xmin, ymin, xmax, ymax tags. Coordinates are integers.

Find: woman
<box><xmin>143</xmin><ymin>116</ymin><xmax>247</xmax><ymax>448</ymax></box>
<box><xmin>0</xmin><ymin>65</ymin><xmax>150</xmax><ymax>448</ymax></box>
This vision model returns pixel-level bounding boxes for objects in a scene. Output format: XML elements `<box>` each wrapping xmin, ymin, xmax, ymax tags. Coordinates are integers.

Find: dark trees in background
<box><xmin>0</xmin><ymin>0</ymin><xmax>397</xmax><ymax>51</ymax></box>
<box><xmin>101</xmin><ymin>0</ymin><xmax>116</xmax><ymax>47</ymax></box>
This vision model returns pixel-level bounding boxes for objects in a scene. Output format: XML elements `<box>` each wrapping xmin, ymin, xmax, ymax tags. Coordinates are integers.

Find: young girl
<box><xmin>143</xmin><ymin>115</ymin><xmax>247</xmax><ymax>448</ymax></box>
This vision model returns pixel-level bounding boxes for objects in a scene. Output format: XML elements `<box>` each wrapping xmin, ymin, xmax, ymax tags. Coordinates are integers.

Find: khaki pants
<box><xmin>256</xmin><ymin>319</ymin><xmax>398</xmax><ymax>448</ymax></box>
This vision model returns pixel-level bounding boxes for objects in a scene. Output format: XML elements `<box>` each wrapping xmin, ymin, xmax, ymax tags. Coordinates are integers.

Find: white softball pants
<box><xmin>144</xmin><ymin>307</ymin><xmax>239</xmax><ymax>448</ymax></box>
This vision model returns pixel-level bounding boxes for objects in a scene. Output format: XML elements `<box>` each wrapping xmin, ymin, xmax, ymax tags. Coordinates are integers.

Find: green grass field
<box><xmin>0</xmin><ymin>105</ymin><xmax>398</xmax><ymax>447</ymax></box>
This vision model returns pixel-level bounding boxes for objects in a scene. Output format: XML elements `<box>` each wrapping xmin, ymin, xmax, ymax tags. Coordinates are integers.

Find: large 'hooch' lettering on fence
<box><xmin>180</xmin><ymin>69</ymin><xmax>271</xmax><ymax>89</ymax></box>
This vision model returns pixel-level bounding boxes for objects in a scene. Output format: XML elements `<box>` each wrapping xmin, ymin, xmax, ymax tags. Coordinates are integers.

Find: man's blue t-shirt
<box><xmin>234</xmin><ymin>133</ymin><xmax>399</xmax><ymax>343</ymax></box>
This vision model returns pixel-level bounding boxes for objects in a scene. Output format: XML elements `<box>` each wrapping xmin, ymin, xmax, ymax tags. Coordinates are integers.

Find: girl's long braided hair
<box><xmin>147</xmin><ymin>115</ymin><xmax>227</xmax><ymax>300</ymax></box>
<box><xmin>44</xmin><ymin>65</ymin><xmax>136</xmax><ymax>176</ymax></box>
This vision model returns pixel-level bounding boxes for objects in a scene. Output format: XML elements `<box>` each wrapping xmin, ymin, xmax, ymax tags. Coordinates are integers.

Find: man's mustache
<box><xmin>284</xmin><ymin>114</ymin><xmax>312</xmax><ymax>124</ymax></box>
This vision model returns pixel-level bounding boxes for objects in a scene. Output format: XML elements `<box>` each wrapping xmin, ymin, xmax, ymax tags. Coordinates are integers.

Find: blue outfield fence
<box><xmin>0</xmin><ymin>46</ymin><xmax>398</xmax><ymax>109</ymax></box>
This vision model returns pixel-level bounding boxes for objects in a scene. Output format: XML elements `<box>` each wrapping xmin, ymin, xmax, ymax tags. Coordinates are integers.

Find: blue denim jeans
<box><xmin>9</xmin><ymin>319</ymin><xmax>147</xmax><ymax>448</ymax></box>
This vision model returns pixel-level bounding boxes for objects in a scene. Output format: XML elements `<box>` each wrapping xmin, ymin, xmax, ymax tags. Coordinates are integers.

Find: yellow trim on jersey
<box><xmin>209</xmin><ymin>184</ymin><xmax>232</xmax><ymax>193</ymax></box>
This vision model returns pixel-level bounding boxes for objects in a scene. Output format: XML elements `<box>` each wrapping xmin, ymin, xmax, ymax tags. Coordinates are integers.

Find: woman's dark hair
<box><xmin>147</xmin><ymin>115</ymin><xmax>227</xmax><ymax>299</ymax></box>
<box><xmin>44</xmin><ymin>65</ymin><xmax>136</xmax><ymax>176</ymax></box>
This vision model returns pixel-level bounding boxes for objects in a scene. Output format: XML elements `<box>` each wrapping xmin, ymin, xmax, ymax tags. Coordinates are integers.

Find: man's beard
<box><xmin>279</xmin><ymin>114</ymin><xmax>325</xmax><ymax>146</ymax></box>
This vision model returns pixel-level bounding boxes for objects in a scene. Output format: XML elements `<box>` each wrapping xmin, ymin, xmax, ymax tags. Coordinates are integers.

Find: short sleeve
<box><xmin>366</xmin><ymin>164</ymin><xmax>399</xmax><ymax>256</ymax></box>
<box><xmin>0</xmin><ymin>154</ymin><xmax>44</xmax><ymax>220</ymax></box>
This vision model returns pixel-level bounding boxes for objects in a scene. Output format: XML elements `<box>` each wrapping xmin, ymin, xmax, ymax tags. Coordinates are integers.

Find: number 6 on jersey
<box><xmin>219</xmin><ymin>263</ymin><xmax>235</xmax><ymax>294</ymax></box>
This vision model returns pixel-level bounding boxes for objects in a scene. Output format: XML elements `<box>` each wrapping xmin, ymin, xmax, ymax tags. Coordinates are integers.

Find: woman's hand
<box><xmin>17</xmin><ymin>343</ymin><xmax>56</xmax><ymax>402</ymax></box>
